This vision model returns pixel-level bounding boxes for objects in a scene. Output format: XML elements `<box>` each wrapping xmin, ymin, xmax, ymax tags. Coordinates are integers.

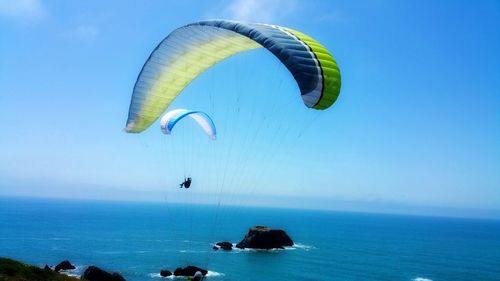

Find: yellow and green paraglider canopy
<box><xmin>125</xmin><ymin>20</ymin><xmax>341</xmax><ymax>133</ymax></box>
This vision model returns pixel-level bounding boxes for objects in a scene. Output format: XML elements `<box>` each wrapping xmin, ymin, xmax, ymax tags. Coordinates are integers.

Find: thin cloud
<box><xmin>65</xmin><ymin>14</ymin><xmax>102</xmax><ymax>43</ymax></box>
<box><xmin>216</xmin><ymin>0</ymin><xmax>298</xmax><ymax>23</ymax></box>
<box><xmin>0</xmin><ymin>0</ymin><xmax>47</xmax><ymax>23</ymax></box>
<box><xmin>69</xmin><ymin>24</ymin><xmax>100</xmax><ymax>42</ymax></box>
<box><xmin>315</xmin><ymin>11</ymin><xmax>344</xmax><ymax>23</ymax></box>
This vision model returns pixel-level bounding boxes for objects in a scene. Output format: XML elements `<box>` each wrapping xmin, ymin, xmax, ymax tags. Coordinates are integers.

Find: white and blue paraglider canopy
<box><xmin>160</xmin><ymin>109</ymin><xmax>216</xmax><ymax>140</ymax></box>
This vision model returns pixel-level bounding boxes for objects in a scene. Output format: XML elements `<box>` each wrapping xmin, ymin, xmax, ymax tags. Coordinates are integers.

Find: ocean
<box><xmin>0</xmin><ymin>197</ymin><xmax>499</xmax><ymax>281</ymax></box>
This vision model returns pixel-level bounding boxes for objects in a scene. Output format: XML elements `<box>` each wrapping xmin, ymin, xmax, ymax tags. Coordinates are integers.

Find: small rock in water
<box><xmin>160</xmin><ymin>269</ymin><xmax>172</xmax><ymax>277</ymax></box>
<box><xmin>212</xmin><ymin>245</ymin><xmax>219</xmax><ymax>250</ymax></box>
<box><xmin>216</xmin><ymin>241</ymin><xmax>233</xmax><ymax>251</ymax></box>
<box><xmin>54</xmin><ymin>260</ymin><xmax>75</xmax><ymax>272</ymax></box>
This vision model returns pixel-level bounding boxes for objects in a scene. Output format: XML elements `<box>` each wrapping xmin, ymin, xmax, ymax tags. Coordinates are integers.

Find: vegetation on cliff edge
<box><xmin>0</xmin><ymin>258</ymin><xmax>81</xmax><ymax>281</ymax></box>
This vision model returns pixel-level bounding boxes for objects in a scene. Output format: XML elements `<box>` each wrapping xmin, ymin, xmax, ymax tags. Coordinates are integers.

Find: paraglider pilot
<box><xmin>180</xmin><ymin>177</ymin><xmax>192</xmax><ymax>188</ymax></box>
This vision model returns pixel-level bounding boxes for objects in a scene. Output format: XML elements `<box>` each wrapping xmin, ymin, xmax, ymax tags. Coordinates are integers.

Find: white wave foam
<box><xmin>413</xmin><ymin>278</ymin><xmax>432</xmax><ymax>281</ymax></box>
<box><xmin>149</xmin><ymin>270</ymin><xmax>223</xmax><ymax>279</ymax></box>
<box><xmin>206</xmin><ymin>271</ymin><xmax>223</xmax><ymax>277</ymax></box>
<box><xmin>94</xmin><ymin>250</ymin><xmax>124</xmax><ymax>255</ymax></box>
<box><xmin>59</xmin><ymin>266</ymin><xmax>82</xmax><ymax>278</ymax></box>
<box><xmin>214</xmin><ymin>242</ymin><xmax>315</xmax><ymax>252</ymax></box>
<box><xmin>179</xmin><ymin>250</ymin><xmax>208</xmax><ymax>253</ymax></box>
<box><xmin>133</xmin><ymin>250</ymin><xmax>150</xmax><ymax>254</ymax></box>
<box><xmin>231</xmin><ymin>247</ymin><xmax>288</xmax><ymax>253</ymax></box>
<box><xmin>290</xmin><ymin>243</ymin><xmax>316</xmax><ymax>251</ymax></box>
<box><xmin>60</xmin><ymin>272</ymin><xmax>80</xmax><ymax>278</ymax></box>
<box><xmin>149</xmin><ymin>273</ymin><xmax>172</xmax><ymax>279</ymax></box>
<box><xmin>50</xmin><ymin>237</ymin><xmax>71</xmax><ymax>241</ymax></box>
<box><xmin>145</xmin><ymin>239</ymin><xmax>172</xmax><ymax>242</ymax></box>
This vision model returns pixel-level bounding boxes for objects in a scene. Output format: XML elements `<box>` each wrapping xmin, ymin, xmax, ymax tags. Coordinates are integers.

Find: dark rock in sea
<box><xmin>82</xmin><ymin>266</ymin><xmax>125</xmax><ymax>281</ymax></box>
<box><xmin>44</xmin><ymin>264</ymin><xmax>52</xmax><ymax>271</ymax></box>
<box><xmin>212</xmin><ymin>245</ymin><xmax>219</xmax><ymax>250</ymax></box>
<box><xmin>235</xmin><ymin>226</ymin><xmax>294</xmax><ymax>249</ymax></box>
<box><xmin>173</xmin><ymin>267</ymin><xmax>182</xmax><ymax>276</ymax></box>
<box><xmin>173</xmin><ymin>265</ymin><xmax>208</xmax><ymax>277</ymax></box>
<box><xmin>160</xmin><ymin>269</ymin><xmax>172</xmax><ymax>277</ymax></box>
<box><xmin>55</xmin><ymin>260</ymin><xmax>75</xmax><ymax>272</ymax></box>
<box><xmin>216</xmin><ymin>241</ymin><xmax>233</xmax><ymax>251</ymax></box>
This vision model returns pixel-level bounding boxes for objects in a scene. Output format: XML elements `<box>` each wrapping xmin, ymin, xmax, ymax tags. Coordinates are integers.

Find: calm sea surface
<box><xmin>0</xmin><ymin>197</ymin><xmax>499</xmax><ymax>281</ymax></box>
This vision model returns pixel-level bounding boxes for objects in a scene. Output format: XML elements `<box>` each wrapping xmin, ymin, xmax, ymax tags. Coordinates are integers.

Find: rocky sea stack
<box><xmin>54</xmin><ymin>260</ymin><xmax>75</xmax><ymax>272</ymax></box>
<box><xmin>236</xmin><ymin>226</ymin><xmax>294</xmax><ymax>249</ymax></box>
<box><xmin>82</xmin><ymin>266</ymin><xmax>125</xmax><ymax>281</ymax></box>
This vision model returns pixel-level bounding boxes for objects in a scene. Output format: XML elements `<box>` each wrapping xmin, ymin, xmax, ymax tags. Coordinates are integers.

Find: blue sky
<box><xmin>0</xmin><ymin>0</ymin><xmax>498</xmax><ymax>217</ymax></box>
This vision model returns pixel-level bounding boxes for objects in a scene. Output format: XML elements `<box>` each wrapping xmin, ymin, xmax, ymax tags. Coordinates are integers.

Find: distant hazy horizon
<box><xmin>1</xmin><ymin>180</ymin><xmax>498</xmax><ymax>220</ymax></box>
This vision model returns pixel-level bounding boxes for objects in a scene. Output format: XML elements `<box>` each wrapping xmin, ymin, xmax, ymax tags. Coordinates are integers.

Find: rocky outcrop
<box><xmin>160</xmin><ymin>269</ymin><xmax>172</xmax><ymax>277</ymax></box>
<box><xmin>82</xmin><ymin>266</ymin><xmax>125</xmax><ymax>281</ymax></box>
<box><xmin>235</xmin><ymin>226</ymin><xmax>293</xmax><ymax>249</ymax></box>
<box><xmin>214</xmin><ymin>241</ymin><xmax>233</xmax><ymax>251</ymax></box>
<box><xmin>55</xmin><ymin>260</ymin><xmax>75</xmax><ymax>272</ymax></box>
<box><xmin>0</xmin><ymin>258</ymin><xmax>79</xmax><ymax>281</ymax></box>
<box><xmin>173</xmin><ymin>265</ymin><xmax>207</xmax><ymax>277</ymax></box>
